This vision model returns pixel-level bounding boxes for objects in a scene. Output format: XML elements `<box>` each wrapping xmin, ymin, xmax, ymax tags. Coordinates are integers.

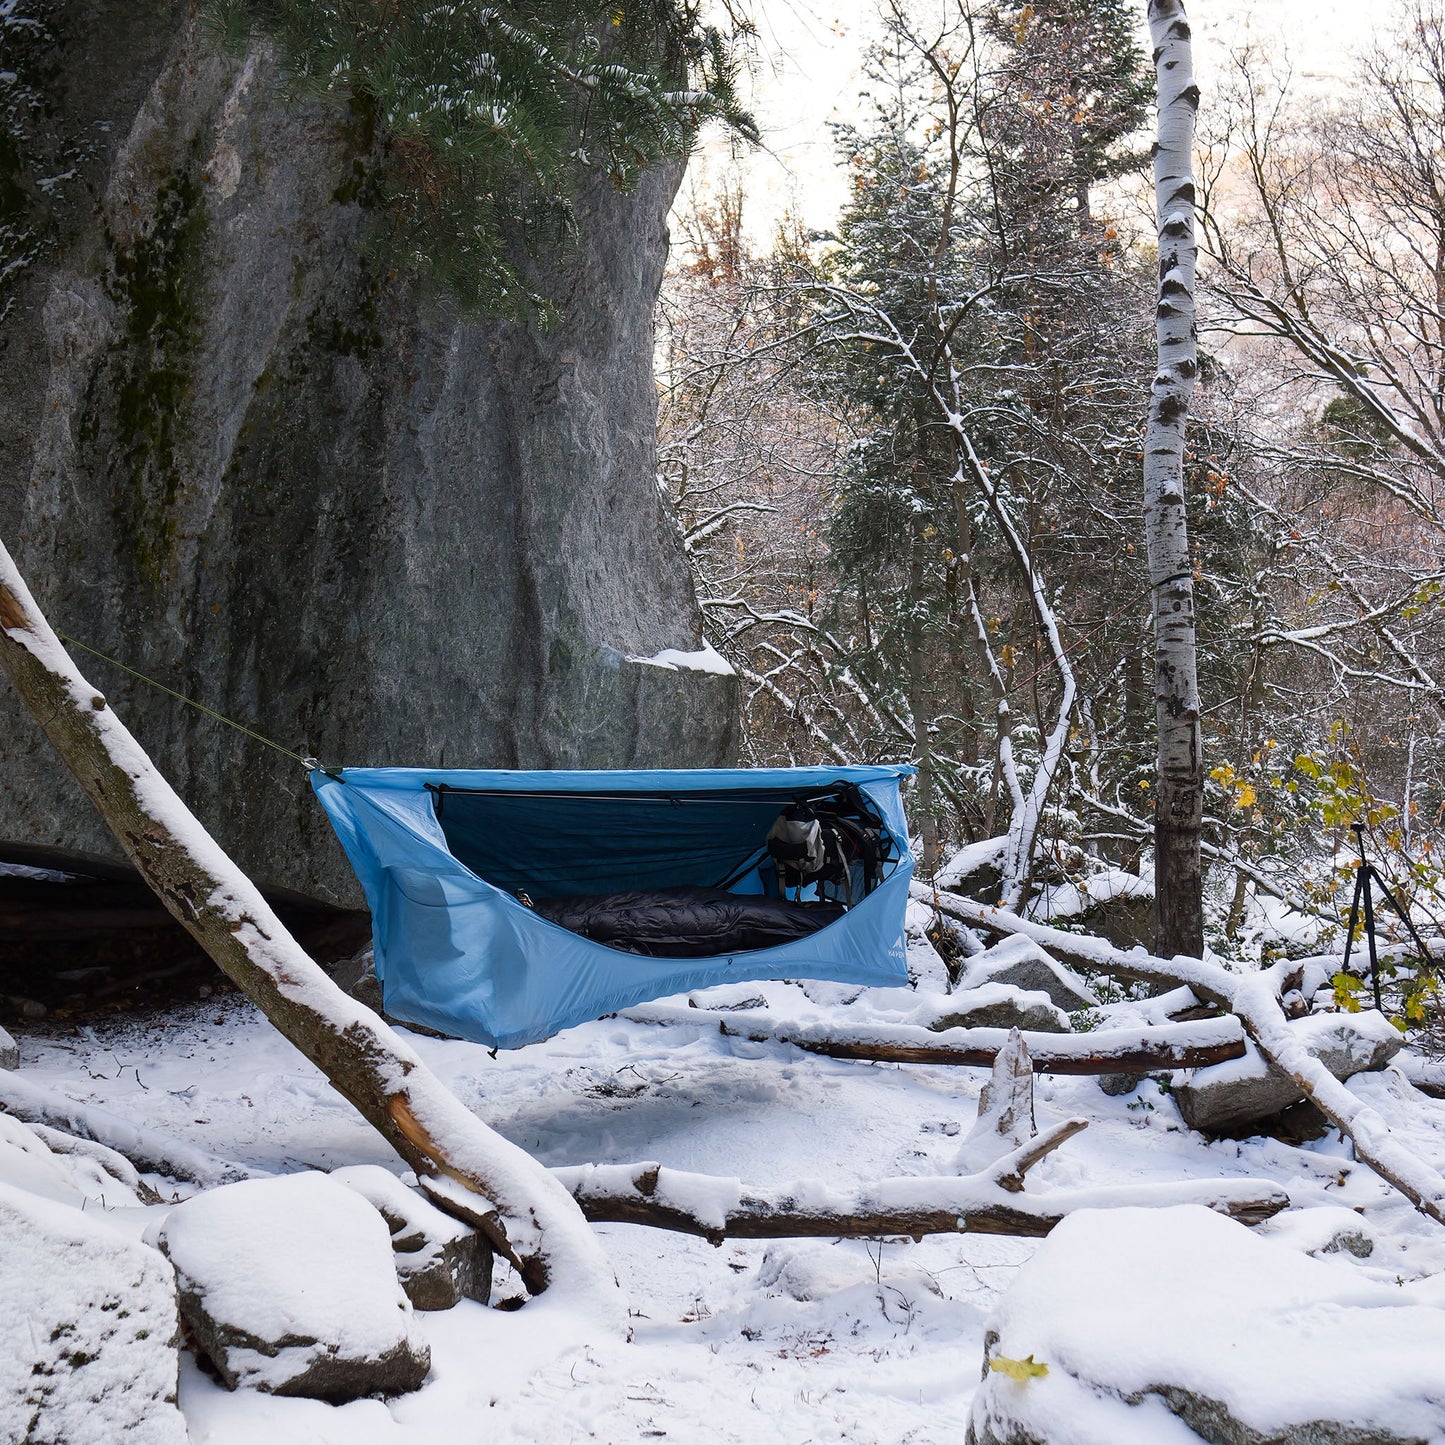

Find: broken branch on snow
<box><xmin>623</xmin><ymin>1003</ymin><xmax>1245</xmax><ymax>1074</ymax></box>
<box><xmin>552</xmin><ymin>1135</ymin><xmax>1286</xmax><ymax>1244</ymax></box>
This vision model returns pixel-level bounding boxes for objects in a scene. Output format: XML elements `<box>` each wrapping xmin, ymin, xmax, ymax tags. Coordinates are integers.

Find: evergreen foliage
<box><xmin>806</xmin><ymin>0</ymin><xmax>1159</xmax><ymax>852</ymax></box>
<box><xmin>208</xmin><ymin>0</ymin><xmax>757</xmax><ymax>318</ymax></box>
<box><xmin>985</xmin><ymin>0</ymin><xmax>1153</xmax><ymax>228</ymax></box>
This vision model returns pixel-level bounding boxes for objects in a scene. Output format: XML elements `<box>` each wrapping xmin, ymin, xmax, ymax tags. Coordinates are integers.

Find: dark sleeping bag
<box><xmin>532</xmin><ymin>885</ymin><xmax>846</xmax><ymax>958</ymax></box>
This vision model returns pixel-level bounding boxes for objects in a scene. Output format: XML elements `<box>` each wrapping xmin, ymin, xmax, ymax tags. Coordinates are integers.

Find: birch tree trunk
<box><xmin>0</xmin><ymin>536</ymin><xmax>620</xmax><ymax>1318</ymax></box>
<box><xmin>908</xmin><ymin>504</ymin><xmax>941</xmax><ymax>876</ymax></box>
<box><xmin>1145</xmin><ymin>0</ymin><xmax>1205</xmax><ymax>957</ymax></box>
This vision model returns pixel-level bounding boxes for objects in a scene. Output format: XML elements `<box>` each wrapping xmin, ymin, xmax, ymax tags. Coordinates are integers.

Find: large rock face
<box><xmin>0</xmin><ymin>0</ymin><xmax>737</xmax><ymax>904</ymax></box>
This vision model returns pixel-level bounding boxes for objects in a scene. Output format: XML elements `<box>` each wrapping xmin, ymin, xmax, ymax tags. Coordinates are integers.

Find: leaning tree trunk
<box><xmin>1145</xmin><ymin>0</ymin><xmax>1205</xmax><ymax>957</ymax></box>
<box><xmin>0</xmin><ymin>536</ymin><xmax>619</xmax><ymax>1318</ymax></box>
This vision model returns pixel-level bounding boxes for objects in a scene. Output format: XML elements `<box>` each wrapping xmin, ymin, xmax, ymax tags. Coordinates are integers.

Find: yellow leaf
<box><xmin>990</xmin><ymin>1353</ymin><xmax>1049</xmax><ymax>1382</ymax></box>
<box><xmin>1235</xmin><ymin>784</ymin><xmax>1257</xmax><ymax>809</ymax></box>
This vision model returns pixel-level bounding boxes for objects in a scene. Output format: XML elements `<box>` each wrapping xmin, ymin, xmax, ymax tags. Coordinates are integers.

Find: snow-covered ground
<box><xmin>14</xmin><ymin>931</ymin><xmax>1445</xmax><ymax>1444</ymax></box>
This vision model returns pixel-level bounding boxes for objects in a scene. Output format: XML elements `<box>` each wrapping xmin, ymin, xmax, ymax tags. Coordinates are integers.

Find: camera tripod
<box><xmin>1341</xmin><ymin>822</ymin><xmax>1435</xmax><ymax>1012</ymax></box>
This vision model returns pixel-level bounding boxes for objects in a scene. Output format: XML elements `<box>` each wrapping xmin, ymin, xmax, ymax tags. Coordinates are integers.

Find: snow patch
<box><xmin>625</xmin><ymin>639</ymin><xmax>736</xmax><ymax>675</ymax></box>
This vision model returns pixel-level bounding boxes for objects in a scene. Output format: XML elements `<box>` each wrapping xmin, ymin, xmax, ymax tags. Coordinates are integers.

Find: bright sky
<box><xmin>678</xmin><ymin>0</ymin><xmax>1381</xmax><ymax>245</ymax></box>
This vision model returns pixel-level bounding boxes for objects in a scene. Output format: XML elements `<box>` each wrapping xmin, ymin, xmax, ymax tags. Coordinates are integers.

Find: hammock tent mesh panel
<box><xmin>312</xmin><ymin>766</ymin><xmax>915</xmax><ymax>1049</ymax></box>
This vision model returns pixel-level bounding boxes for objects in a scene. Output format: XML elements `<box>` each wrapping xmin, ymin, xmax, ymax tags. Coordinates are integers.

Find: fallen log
<box><xmin>914</xmin><ymin>882</ymin><xmax>1199</xmax><ymax>992</ymax></box>
<box><xmin>0</xmin><ymin>1069</ymin><xmax>262</xmax><ymax>1189</ymax></box>
<box><xmin>622</xmin><ymin>1003</ymin><xmax>1246</xmax><ymax>1074</ymax></box>
<box><xmin>1396</xmin><ymin>1055</ymin><xmax>1445</xmax><ymax>1100</ymax></box>
<box><xmin>919</xmin><ymin>884</ymin><xmax>1445</xmax><ymax>1231</ymax></box>
<box><xmin>552</xmin><ymin>1140</ymin><xmax>1288</xmax><ymax>1245</ymax></box>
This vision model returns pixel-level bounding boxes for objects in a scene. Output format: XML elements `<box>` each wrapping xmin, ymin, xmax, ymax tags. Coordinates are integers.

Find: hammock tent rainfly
<box><xmin>312</xmin><ymin>765</ymin><xmax>915</xmax><ymax>1049</ymax></box>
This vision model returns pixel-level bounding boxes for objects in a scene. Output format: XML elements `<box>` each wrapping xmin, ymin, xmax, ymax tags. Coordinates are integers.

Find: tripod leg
<box><xmin>1370</xmin><ymin>873</ymin><xmax>1436</xmax><ymax>965</ymax></box>
<box><xmin>1342</xmin><ymin>866</ymin><xmax>1364</xmax><ymax>978</ymax></box>
<box><xmin>1361</xmin><ymin>869</ymin><xmax>1383</xmax><ymax>1013</ymax></box>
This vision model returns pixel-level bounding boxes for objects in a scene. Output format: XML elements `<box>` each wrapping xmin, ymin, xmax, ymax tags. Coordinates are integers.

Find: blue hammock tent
<box><xmin>312</xmin><ymin>765</ymin><xmax>916</xmax><ymax>1049</ymax></box>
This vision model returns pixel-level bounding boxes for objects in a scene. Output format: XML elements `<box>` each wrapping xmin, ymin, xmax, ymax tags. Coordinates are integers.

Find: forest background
<box><xmin>657</xmin><ymin>0</ymin><xmax>1445</xmax><ymax>985</ymax></box>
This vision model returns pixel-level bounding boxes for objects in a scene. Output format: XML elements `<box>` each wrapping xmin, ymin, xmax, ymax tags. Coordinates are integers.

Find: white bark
<box><xmin>1145</xmin><ymin>0</ymin><xmax>1205</xmax><ymax>955</ymax></box>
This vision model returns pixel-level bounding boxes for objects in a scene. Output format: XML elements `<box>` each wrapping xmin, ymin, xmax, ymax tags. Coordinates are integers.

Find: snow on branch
<box><xmin>622</xmin><ymin>1003</ymin><xmax>1247</xmax><ymax>1075</ymax></box>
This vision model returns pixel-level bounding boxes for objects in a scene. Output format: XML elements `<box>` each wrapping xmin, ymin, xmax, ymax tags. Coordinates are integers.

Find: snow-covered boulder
<box><xmin>0</xmin><ymin>1180</ymin><xmax>186</xmax><ymax>1445</ymax></box>
<box><xmin>1172</xmin><ymin>1011</ymin><xmax>1403</xmax><ymax>1134</ymax></box>
<box><xmin>1262</xmin><ymin>1204</ymin><xmax>1376</xmax><ymax>1260</ymax></box>
<box><xmin>331</xmin><ymin>1164</ymin><xmax>492</xmax><ymax>1311</ymax></box>
<box><xmin>0</xmin><ymin>1023</ymin><xmax>17</xmax><ymax>1071</ymax></box>
<box><xmin>936</xmin><ymin>836</ymin><xmax>1008</xmax><ymax>891</ymax></box>
<box><xmin>957</xmin><ymin>935</ymin><xmax>1099</xmax><ymax>1013</ymax></box>
<box><xmin>967</xmin><ymin>1205</ymin><xmax>1445</xmax><ymax>1445</ymax></box>
<box><xmin>687</xmin><ymin>984</ymin><xmax>770</xmax><ymax>1013</ymax></box>
<box><xmin>923</xmin><ymin>982</ymin><xmax>1071</xmax><ymax>1035</ymax></box>
<box><xmin>155</xmin><ymin>1171</ymin><xmax>430</xmax><ymax>1401</ymax></box>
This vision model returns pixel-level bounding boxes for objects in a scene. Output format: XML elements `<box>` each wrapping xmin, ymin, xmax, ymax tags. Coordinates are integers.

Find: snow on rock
<box><xmin>936</xmin><ymin>836</ymin><xmax>1008</xmax><ymax>890</ymax></box>
<box><xmin>1173</xmin><ymin>1010</ymin><xmax>1404</xmax><ymax>1134</ymax></box>
<box><xmin>0</xmin><ymin>1180</ymin><xmax>185</xmax><ymax>1445</ymax></box>
<box><xmin>687</xmin><ymin>983</ymin><xmax>770</xmax><ymax>1012</ymax></box>
<box><xmin>155</xmin><ymin>1172</ymin><xmax>430</xmax><ymax>1401</ymax></box>
<box><xmin>1026</xmin><ymin>866</ymin><xmax>1152</xmax><ymax>925</ymax></box>
<box><xmin>957</xmin><ymin>934</ymin><xmax>1100</xmax><ymax>1013</ymax></box>
<box><xmin>0</xmin><ymin>1111</ymin><xmax>90</xmax><ymax>1206</ymax></box>
<box><xmin>919</xmin><ymin>981</ymin><xmax>1072</xmax><ymax>1035</ymax></box>
<box><xmin>967</xmin><ymin>1205</ymin><xmax>1445</xmax><ymax>1445</ymax></box>
<box><xmin>26</xmin><ymin>1123</ymin><xmax>161</xmax><ymax>1206</ymax></box>
<box><xmin>0</xmin><ymin>1023</ymin><xmax>16</xmax><ymax>1071</ymax></box>
<box><xmin>1260</xmin><ymin>1204</ymin><xmax>1376</xmax><ymax>1260</ymax></box>
<box><xmin>625</xmin><ymin>640</ymin><xmax>736</xmax><ymax>675</ymax></box>
<box><xmin>330</xmin><ymin>1164</ymin><xmax>492</xmax><ymax>1311</ymax></box>
<box><xmin>0</xmin><ymin>1111</ymin><xmax>149</xmax><ymax>1209</ymax></box>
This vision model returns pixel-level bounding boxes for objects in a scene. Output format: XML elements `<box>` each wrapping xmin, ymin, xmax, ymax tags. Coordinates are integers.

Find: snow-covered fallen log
<box><xmin>552</xmin><ymin>1143</ymin><xmax>1288</xmax><ymax>1245</ymax></box>
<box><xmin>623</xmin><ymin>1003</ymin><xmax>1247</xmax><ymax>1073</ymax></box>
<box><xmin>1395</xmin><ymin>1054</ymin><xmax>1445</xmax><ymax>1099</ymax></box>
<box><xmin>0</xmin><ymin>1070</ymin><xmax>261</xmax><ymax>1190</ymax></box>
<box><xmin>920</xmin><ymin>884</ymin><xmax>1445</xmax><ymax>1229</ymax></box>
<box><xmin>915</xmin><ymin>882</ymin><xmax>1200</xmax><ymax>991</ymax></box>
